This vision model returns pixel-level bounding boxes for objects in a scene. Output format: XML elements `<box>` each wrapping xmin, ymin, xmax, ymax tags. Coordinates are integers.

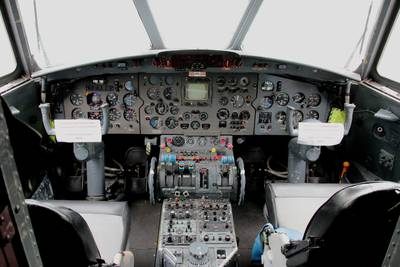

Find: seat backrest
<box><xmin>299</xmin><ymin>182</ymin><xmax>400</xmax><ymax>267</ymax></box>
<box><xmin>26</xmin><ymin>199</ymin><xmax>101</xmax><ymax>267</ymax></box>
<box><xmin>264</xmin><ymin>183</ymin><xmax>348</xmax><ymax>235</ymax></box>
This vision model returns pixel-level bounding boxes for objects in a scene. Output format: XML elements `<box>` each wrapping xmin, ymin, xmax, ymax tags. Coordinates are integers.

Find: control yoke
<box><xmin>39</xmin><ymin>103</ymin><xmax>110</xmax><ymax>200</ymax></box>
<box><xmin>286</xmin><ymin>102</ymin><xmax>355</xmax><ymax>183</ymax></box>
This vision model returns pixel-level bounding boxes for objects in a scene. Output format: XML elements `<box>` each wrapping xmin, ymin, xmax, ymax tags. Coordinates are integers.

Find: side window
<box><xmin>377</xmin><ymin>12</ymin><xmax>400</xmax><ymax>83</ymax></box>
<box><xmin>0</xmin><ymin>13</ymin><xmax>17</xmax><ymax>77</ymax></box>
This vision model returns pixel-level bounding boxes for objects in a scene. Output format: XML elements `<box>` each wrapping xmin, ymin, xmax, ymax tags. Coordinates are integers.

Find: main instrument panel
<box><xmin>62</xmin><ymin>73</ymin><xmax>329</xmax><ymax>135</ymax></box>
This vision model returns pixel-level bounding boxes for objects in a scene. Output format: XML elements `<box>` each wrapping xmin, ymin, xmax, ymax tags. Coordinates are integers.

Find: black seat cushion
<box><xmin>299</xmin><ymin>181</ymin><xmax>400</xmax><ymax>267</ymax></box>
<box><xmin>26</xmin><ymin>199</ymin><xmax>101</xmax><ymax>267</ymax></box>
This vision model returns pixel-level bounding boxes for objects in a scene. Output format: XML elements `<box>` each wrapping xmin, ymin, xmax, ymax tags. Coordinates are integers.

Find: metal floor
<box><xmin>127</xmin><ymin>198</ymin><xmax>266</xmax><ymax>267</ymax></box>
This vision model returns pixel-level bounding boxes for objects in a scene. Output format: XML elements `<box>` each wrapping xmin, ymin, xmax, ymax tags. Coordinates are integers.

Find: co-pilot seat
<box><xmin>26</xmin><ymin>199</ymin><xmax>133</xmax><ymax>267</ymax></box>
<box><xmin>262</xmin><ymin>181</ymin><xmax>400</xmax><ymax>267</ymax></box>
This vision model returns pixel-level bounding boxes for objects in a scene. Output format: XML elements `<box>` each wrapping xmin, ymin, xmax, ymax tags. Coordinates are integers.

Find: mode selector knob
<box><xmin>188</xmin><ymin>242</ymin><xmax>209</xmax><ymax>265</ymax></box>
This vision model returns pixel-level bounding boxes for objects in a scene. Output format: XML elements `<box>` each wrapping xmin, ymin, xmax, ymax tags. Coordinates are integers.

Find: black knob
<box><xmin>204</xmin><ymin>235</ymin><xmax>209</xmax><ymax>242</ymax></box>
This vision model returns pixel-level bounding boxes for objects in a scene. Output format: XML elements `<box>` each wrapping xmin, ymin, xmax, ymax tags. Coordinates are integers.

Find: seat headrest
<box><xmin>26</xmin><ymin>199</ymin><xmax>101</xmax><ymax>267</ymax></box>
<box><xmin>301</xmin><ymin>181</ymin><xmax>400</xmax><ymax>267</ymax></box>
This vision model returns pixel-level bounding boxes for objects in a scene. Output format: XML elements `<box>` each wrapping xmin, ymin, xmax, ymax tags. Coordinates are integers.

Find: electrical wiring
<box><xmin>266</xmin><ymin>155</ymin><xmax>288</xmax><ymax>179</ymax></box>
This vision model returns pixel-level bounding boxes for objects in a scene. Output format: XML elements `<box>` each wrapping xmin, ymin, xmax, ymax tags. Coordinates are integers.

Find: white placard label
<box><xmin>298</xmin><ymin>122</ymin><xmax>344</xmax><ymax>146</ymax></box>
<box><xmin>54</xmin><ymin>119</ymin><xmax>101</xmax><ymax>143</ymax></box>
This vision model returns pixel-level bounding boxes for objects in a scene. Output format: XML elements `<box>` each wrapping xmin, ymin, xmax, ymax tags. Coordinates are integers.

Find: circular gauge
<box><xmin>276</xmin><ymin>93</ymin><xmax>290</xmax><ymax>106</ymax></box>
<box><xmin>149</xmin><ymin>75</ymin><xmax>159</xmax><ymax>85</ymax></box>
<box><xmin>261</xmin><ymin>80</ymin><xmax>274</xmax><ymax>91</ymax></box>
<box><xmin>216</xmin><ymin>76</ymin><xmax>226</xmax><ymax>87</ymax></box>
<box><xmin>108</xmin><ymin>108</ymin><xmax>121</xmax><ymax>121</ymax></box>
<box><xmin>149</xmin><ymin>117</ymin><xmax>161</xmax><ymax>129</ymax></box>
<box><xmin>240</xmin><ymin>77</ymin><xmax>249</xmax><ymax>87</ymax></box>
<box><xmin>123</xmin><ymin>108</ymin><xmax>136</xmax><ymax>121</ymax></box>
<box><xmin>170</xmin><ymin>105</ymin><xmax>179</xmax><ymax>115</ymax></box>
<box><xmin>307</xmin><ymin>94</ymin><xmax>321</xmax><ymax>107</ymax></box>
<box><xmin>227</xmin><ymin>77</ymin><xmax>238</xmax><ymax>87</ymax></box>
<box><xmin>219</xmin><ymin>97</ymin><xmax>229</xmax><ymax>106</ymax></box>
<box><xmin>293</xmin><ymin>110</ymin><xmax>304</xmax><ymax>128</ymax></box>
<box><xmin>173</xmin><ymin>136</ymin><xmax>185</xmax><ymax>146</ymax></box>
<box><xmin>70</xmin><ymin>94</ymin><xmax>83</xmax><ymax>106</ymax></box>
<box><xmin>165</xmin><ymin>117</ymin><xmax>179</xmax><ymax>129</ymax></box>
<box><xmin>197</xmin><ymin>136</ymin><xmax>207</xmax><ymax>146</ymax></box>
<box><xmin>106</xmin><ymin>93</ymin><xmax>118</xmax><ymax>106</ymax></box>
<box><xmin>165</xmin><ymin>76</ymin><xmax>174</xmax><ymax>85</ymax></box>
<box><xmin>191</xmin><ymin>121</ymin><xmax>200</xmax><ymax>130</ymax></box>
<box><xmin>199</xmin><ymin>112</ymin><xmax>208</xmax><ymax>121</ymax></box>
<box><xmin>231</xmin><ymin>112</ymin><xmax>239</xmax><ymax>120</ymax></box>
<box><xmin>217</xmin><ymin>108</ymin><xmax>230</xmax><ymax>120</ymax></box>
<box><xmin>147</xmin><ymin>88</ymin><xmax>161</xmax><ymax>100</ymax></box>
<box><xmin>186</xmin><ymin>137</ymin><xmax>195</xmax><ymax>145</ymax></box>
<box><xmin>163</xmin><ymin>87</ymin><xmax>175</xmax><ymax>100</ymax></box>
<box><xmin>71</xmin><ymin>108</ymin><xmax>84</xmax><ymax>119</ymax></box>
<box><xmin>259</xmin><ymin>96</ymin><xmax>274</xmax><ymax>110</ymax></box>
<box><xmin>275</xmin><ymin>111</ymin><xmax>287</xmax><ymax>124</ymax></box>
<box><xmin>292</xmin><ymin>92</ymin><xmax>305</xmax><ymax>103</ymax></box>
<box><xmin>124</xmin><ymin>80</ymin><xmax>134</xmax><ymax>91</ymax></box>
<box><xmin>144</xmin><ymin>104</ymin><xmax>154</xmax><ymax>115</ymax></box>
<box><xmin>183</xmin><ymin>112</ymin><xmax>192</xmax><ymax>121</ymax></box>
<box><xmin>239</xmin><ymin>110</ymin><xmax>251</xmax><ymax>120</ymax></box>
<box><xmin>155</xmin><ymin>102</ymin><xmax>168</xmax><ymax>115</ymax></box>
<box><xmin>306</xmin><ymin>110</ymin><xmax>320</xmax><ymax>120</ymax></box>
<box><xmin>87</xmin><ymin>92</ymin><xmax>102</xmax><ymax>106</ymax></box>
<box><xmin>231</xmin><ymin>95</ymin><xmax>245</xmax><ymax>108</ymax></box>
<box><xmin>123</xmin><ymin>93</ymin><xmax>136</xmax><ymax>107</ymax></box>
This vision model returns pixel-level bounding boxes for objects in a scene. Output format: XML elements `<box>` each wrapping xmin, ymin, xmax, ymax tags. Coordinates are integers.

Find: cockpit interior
<box><xmin>1</xmin><ymin>1</ymin><xmax>400</xmax><ymax>267</ymax></box>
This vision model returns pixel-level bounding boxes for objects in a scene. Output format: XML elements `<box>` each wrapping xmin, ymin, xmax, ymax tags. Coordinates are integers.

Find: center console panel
<box><xmin>156</xmin><ymin>197</ymin><xmax>238</xmax><ymax>267</ymax></box>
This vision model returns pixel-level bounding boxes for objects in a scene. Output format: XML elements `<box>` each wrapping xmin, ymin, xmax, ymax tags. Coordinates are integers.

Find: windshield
<box><xmin>17</xmin><ymin>0</ymin><xmax>383</xmax><ymax>72</ymax></box>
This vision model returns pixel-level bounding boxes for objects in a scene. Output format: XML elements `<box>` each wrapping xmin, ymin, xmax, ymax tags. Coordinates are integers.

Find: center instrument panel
<box><xmin>62</xmin><ymin>73</ymin><xmax>329</xmax><ymax>135</ymax></box>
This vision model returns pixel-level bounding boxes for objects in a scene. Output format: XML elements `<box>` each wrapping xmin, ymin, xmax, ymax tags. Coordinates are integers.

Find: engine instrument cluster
<box><xmin>62</xmin><ymin>73</ymin><xmax>329</xmax><ymax>135</ymax></box>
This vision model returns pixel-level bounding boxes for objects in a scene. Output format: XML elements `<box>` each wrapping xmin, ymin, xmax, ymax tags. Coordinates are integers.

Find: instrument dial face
<box><xmin>275</xmin><ymin>111</ymin><xmax>287</xmax><ymax>124</ymax></box>
<box><xmin>217</xmin><ymin>108</ymin><xmax>230</xmax><ymax>120</ymax></box>
<box><xmin>71</xmin><ymin>108</ymin><xmax>84</xmax><ymax>119</ymax></box>
<box><xmin>307</xmin><ymin>94</ymin><xmax>321</xmax><ymax>107</ymax></box>
<box><xmin>70</xmin><ymin>94</ymin><xmax>83</xmax><ymax>106</ymax></box>
<box><xmin>183</xmin><ymin>112</ymin><xmax>192</xmax><ymax>121</ymax></box>
<box><xmin>87</xmin><ymin>92</ymin><xmax>102</xmax><ymax>106</ymax></box>
<box><xmin>191</xmin><ymin>121</ymin><xmax>200</xmax><ymax>130</ymax></box>
<box><xmin>227</xmin><ymin>77</ymin><xmax>237</xmax><ymax>87</ymax></box>
<box><xmin>170</xmin><ymin>105</ymin><xmax>179</xmax><ymax>115</ymax></box>
<box><xmin>200</xmin><ymin>112</ymin><xmax>208</xmax><ymax>121</ymax></box>
<box><xmin>293</xmin><ymin>110</ymin><xmax>304</xmax><ymax>128</ymax></box>
<box><xmin>106</xmin><ymin>93</ymin><xmax>118</xmax><ymax>106</ymax></box>
<box><xmin>149</xmin><ymin>75</ymin><xmax>160</xmax><ymax>85</ymax></box>
<box><xmin>88</xmin><ymin>111</ymin><xmax>102</xmax><ymax>120</ymax></box>
<box><xmin>261</xmin><ymin>80</ymin><xmax>274</xmax><ymax>91</ymax></box>
<box><xmin>149</xmin><ymin>117</ymin><xmax>161</xmax><ymax>129</ymax></box>
<box><xmin>197</xmin><ymin>136</ymin><xmax>207</xmax><ymax>146</ymax></box>
<box><xmin>165</xmin><ymin>76</ymin><xmax>174</xmax><ymax>85</ymax></box>
<box><xmin>219</xmin><ymin>97</ymin><xmax>229</xmax><ymax>106</ymax></box>
<box><xmin>259</xmin><ymin>96</ymin><xmax>274</xmax><ymax>110</ymax></box>
<box><xmin>292</xmin><ymin>92</ymin><xmax>305</xmax><ymax>103</ymax></box>
<box><xmin>123</xmin><ymin>93</ymin><xmax>136</xmax><ymax>107</ymax></box>
<box><xmin>239</xmin><ymin>76</ymin><xmax>249</xmax><ymax>87</ymax></box>
<box><xmin>276</xmin><ymin>93</ymin><xmax>290</xmax><ymax>106</ymax></box>
<box><xmin>165</xmin><ymin>117</ymin><xmax>179</xmax><ymax>129</ymax></box>
<box><xmin>147</xmin><ymin>88</ymin><xmax>161</xmax><ymax>100</ymax></box>
<box><xmin>144</xmin><ymin>104</ymin><xmax>154</xmax><ymax>115</ymax></box>
<box><xmin>124</xmin><ymin>80</ymin><xmax>134</xmax><ymax>91</ymax></box>
<box><xmin>108</xmin><ymin>108</ymin><xmax>122</xmax><ymax>121</ymax></box>
<box><xmin>239</xmin><ymin>110</ymin><xmax>251</xmax><ymax>120</ymax></box>
<box><xmin>186</xmin><ymin>136</ymin><xmax>195</xmax><ymax>145</ymax></box>
<box><xmin>306</xmin><ymin>110</ymin><xmax>320</xmax><ymax>120</ymax></box>
<box><xmin>155</xmin><ymin>102</ymin><xmax>168</xmax><ymax>115</ymax></box>
<box><xmin>163</xmin><ymin>87</ymin><xmax>176</xmax><ymax>101</ymax></box>
<box><xmin>123</xmin><ymin>108</ymin><xmax>136</xmax><ymax>121</ymax></box>
<box><xmin>231</xmin><ymin>95</ymin><xmax>245</xmax><ymax>108</ymax></box>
